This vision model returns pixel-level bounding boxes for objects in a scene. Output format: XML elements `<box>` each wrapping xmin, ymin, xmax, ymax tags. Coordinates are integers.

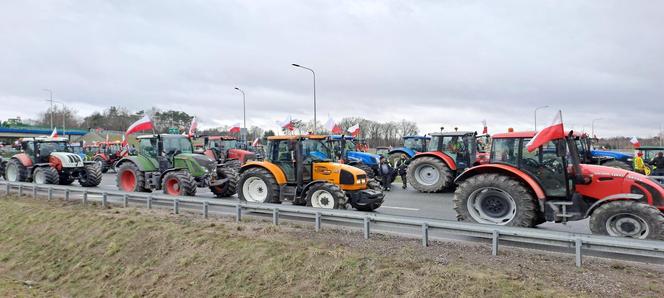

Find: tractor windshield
<box><xmin>404</xmin><ymin>138</ymin><xmax>426</xmax><ymax>152</ymax></box>
<box><xmin>162</xmin><ymin>136</ymin><xmax>193</xmax><ymax>154</ymax></box>
<box><xmin>302</xmin><ymin>139</ymin><xmax>332</xmax><ymax>162</ymax></box>
<box><xmin>210</xmin><ymin>139</ymin><xmax>238</xmax><ymax>150</ymax></box>
<box><xmin>36</xmin><ymin>141</ymin><xmax>70</xmax><ymax>156</ymax></box>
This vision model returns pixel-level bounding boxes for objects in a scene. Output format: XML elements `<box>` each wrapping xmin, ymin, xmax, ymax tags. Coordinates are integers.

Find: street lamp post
<box><xmin>43</xmin><ymin>89</ymin><xmax>54</xmax><ymax>129</ymax></box>
<box><xmin>234</xmin><ymin>87</ymin><xmax>246</xmax><ymax>141</ymax></box>
<box><xmin>534</xmin><ymin>105</ymin><xmax>549</xmax><ymax>131</ymax></box>
<box><xmin>591</xmin><ymin>118</ymin><xmax>603</xmax><ymax>139</ymax></box>
<box><xmin>292</xmin><ymin>63</ymin><xmax>317</xmax><ymax>133</ymax></box>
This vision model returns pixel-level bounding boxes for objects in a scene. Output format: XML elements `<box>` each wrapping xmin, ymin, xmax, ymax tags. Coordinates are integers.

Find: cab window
<box><xmin>139</xmin><ymin>138</ymin><xmax>157</xmax><ymax>158</ymax></box>
<box><xmin>491</xmin><ymin>138</ymin><xmax>519</xmax><ymax>166</ymax></box>
<box><xmin>520</xmin><ymin>139</ymin><xmax>567</xmax><ymax>197</ymax></box>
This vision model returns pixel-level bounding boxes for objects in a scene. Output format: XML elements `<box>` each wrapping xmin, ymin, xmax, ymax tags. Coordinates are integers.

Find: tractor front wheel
<box><xmin>306</xmin><ymin>183</ymin><xmax>347</xmax><ymax>209</ymax></box>
<box><xmin>79</xmin><ymin>163</ymin><xmax>103</xmax><ymax>187</ymax></box>
<box><xmin>33</xmin><ymin>167</ymin><xmax>60</xmax><ymax>185</ymax></box>
<box><xmin>116</xmin><ymin>162</ymin><xmax>148</xmax><ymax>192</ymax></box>
<box><xmin>454</xmin><ymin>173</ymin><xmax>537</xmax><ymax>227</ymax></box>
<box><xmin>589</xmin><ymin>201</ymin><xmax>664</xmax><ymax>240</ymax></box>
<box><xmin>162</xmin><ymin>171</ymin><xmax>197</xmax><ymax>196</ymax></box>
<box><xmin>4</xmin><ymin>159</ymin><xmax>28</xmax><ymax>182</ymax></box>
<box><xmin>407</xmin><ymin>156</ymin><xmax>452</xmax><ymax>192</ymax></box>
<box><xmin>210</xmin><ymin>167</ymin><xmax>238</xmax><ymax>198</ymax></box>
<box><xmin>238</xmin><ymin>167</ymin><xmax>280</xmax><ymax>203</ymax></box>
<box><xmin>94</xmin><ymin>156</ymin><xmax>109</xmax><ymax>173</ymax></box>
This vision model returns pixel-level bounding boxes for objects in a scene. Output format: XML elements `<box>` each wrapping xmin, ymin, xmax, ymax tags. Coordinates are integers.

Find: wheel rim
<box><xmin>34</xmin><ymin>170</ymin><xmax>46</xmax><ymax>184</ymax></box>
<box><xmin>415</xmin><ymin>164</ymin><xmax>440</xmax><ymax>186</ymax></box>
<box><xmin>242</xmin><ymin>177</ymin><xmax>268</xmax><ymax>203</ymax></box>
<box><xmin>605</xmin><ymin>213</ymin><xmax>650</xmax><ymax>239</ymax></box>
<box><xmin>164</xmin><ymin>178</ymin><xmax>180</xmax><ymax>195</ymax></box>
<box><xmin>310</xmin><ymin>189</ymin><xmax>335</xmax><ymax>209</ymax></box>
<box><xmin>5</xmin><ymin>164</ymin><xmax>17</xmax><ymax>181</ymax></box>
<box><xmin>119</xmin><ymin>170</ymin><xmax>136</xmax><ymax>191</ymax></box>
<box><xmin>467</xmin><ymin>187</ymin><xmax>517</xmax><ymax>225</ymax></box>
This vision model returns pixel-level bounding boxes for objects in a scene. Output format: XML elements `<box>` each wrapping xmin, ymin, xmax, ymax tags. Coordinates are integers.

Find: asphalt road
<box><xmin>94</xmin><ymin>173</ymin><xmax>592</xmax><ymax>235</ymax></box>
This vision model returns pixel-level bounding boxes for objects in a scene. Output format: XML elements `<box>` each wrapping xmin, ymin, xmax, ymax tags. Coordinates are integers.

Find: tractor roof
<box><xmin>268</xmin><ymin>135</ymin><xmax>328</xmax><ymax>141</ymax></box>
<box><xmin>639</xmin><ymin>146</ymin><xmax>664</xmax><ymax>150</ymax></box>
<box><xmin>403</xmin><ymin>135</ymin><xmax>430</xmax><ymax>140</ymax></box>
<box><xmin>136</xmin><ymin>134</ymin><xmax>189</xmax><ymax>139</ymax></box>
<box><xmin>206</xmin><ymin>136</ymin><xmax>237</xmax><ymax>141</ymax></box>
<box><xmin>327</xmin><ymin>135</ymin><xmax>355</xmax><ymax>140</ymax></box>
<box><xmin>492</xmin><ymin>130</ymin><xmax>584</xmax><ymax>139</ymax></box>
<box><xmin>21</xmin><ymin>137</ymin><xmax>69</xmax><ymax>142</ymax></box>
<box><xmin>429</xmin><ymin>131</ymin><xmax>475</xmax><ymax>137</ymax></box>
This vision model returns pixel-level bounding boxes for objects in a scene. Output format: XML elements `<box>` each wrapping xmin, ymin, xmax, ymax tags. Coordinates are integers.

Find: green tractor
<box><xmin>115</xmin><ymin>134</ymin><xmax>237</xmax><ymax>197</ymax></box>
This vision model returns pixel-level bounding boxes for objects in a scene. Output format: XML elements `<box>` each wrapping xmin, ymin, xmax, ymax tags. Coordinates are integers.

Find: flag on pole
<box><xmin>229</xmin><ymin>123</ymin><xmax>241</xmax><ymax>133</ymax></box>
<box><xmin>325</xmin><ymin>117</ymin><xmax>343</xmax><ymax>134</ymax></box>
<box><xmin>121</xmin><ymin>134</ymin><xmax>127</xmax><ymax>147</ymax></box>
<box><xmin>482</xmin><ymin>120</ymin><xmax>488</xmax><ymax>134</ymax></box>
<box><xmin>526</xmin><ymin>110</ymin><xmax>565</xmax><ymax>152</ymax></box>
<box><xmin>106</xmin><ymin>134</ymin><xmax>109</xmax><ymax>143</ymax></box>
<box><xmin>188</xmin><ymin>117</ymin><xmax>198</xmax><ymax>137</ymax></box>
<box><xmin>50</xmin><ymin>128</ymin><xmax>58</xmax><ymax>138</ymax></box>
<box><xmin>252</xmin><ymin>138</ymin><xmax>261</xmax><ymax>147</ymax></box>
<box><xmin>126</xmin><ymin>114</ymin><xmax>153</xmax><ymax>135</ymax></box>
<box><xmin>630</xmin><ymin>136</ymin><xmax>640</xmax><ymax>148</ymax></box>
<box><xmin>347</xmin><ymin>124</ymin><xmax>361</xmax><ymax>137</ymax></box>
<box><xmin>276</xmin><ymin>116</ymin><xmax>294</xmax><ymax>131</ymax></box>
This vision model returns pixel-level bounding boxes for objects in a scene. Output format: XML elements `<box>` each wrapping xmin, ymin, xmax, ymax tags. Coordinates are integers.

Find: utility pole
<box><xmin>292</xmin><ymin>64</ymin><xmax>317</xmax><ymax>133</ymax></box>
<box><xmin>234</xmin><ymin>87</ymin><xmax>247</xmax><ymax>142</ymax></box>
<box><xmin>43</xmin><ymin>89</ymin><xmax>54</xmax><ymax>129</ymax></box>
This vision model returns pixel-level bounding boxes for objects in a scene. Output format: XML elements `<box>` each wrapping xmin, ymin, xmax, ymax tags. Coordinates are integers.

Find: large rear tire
<box><xmin>406</xmin><ymin>156</ymin><xmax>452</xmax><ymax>193</ymax></box>
<box><xmin>79</xmin><ymin>163</ymin><xmax>102</xmax><ymax>187</ymax></box>
<box><xmin>162</xmin><ymin>171</ymin><xmax>197</xmax><ymax>196</ymax></box>
<box><xmin>210</xmin><ymin>167</ymin><xmax>238</xmax><ymax>198</ymax></box>
<box><xmin>454</xmin><ymin>173</ymin><xmax>538</xmax><ymax>227</ymax></box>
<box><xmin>602</xmin><ymin>160</ymin><xmax>632</xmax><ymax>170</ymax></box>
<box><xmin>305</xmin><ymin>183</ymin><xmax>347</xmax><ymax>210</ymax></box>
<box><xmin>33</xmin><ymin>166</ymin><xmax>60</xmax><ymax>185</ymax></box>
<box><xmin>589</xmin><ymin>201</ymin><xmax>664</xmax><ymax>240</ymax></box>
<box><xmin>238</xmin><ymin>167</ymin><xmax>280</xmax><ymax>203</ymax></box>
<box><xmin>116</xmin><ymin>162</ymin><xmax>148</xmax><ymax>192</ymax></box>
<box><xmin>352</xmin><ymin>162</ymin><xmax>375</xmax><ymax>179</ymax></box>
<box><xmin>388</xmin><ymin>152</ymin><xmax>407</xmax><ymax>167</ymax></box>
<box><xmin>4</xmin><ymin>159</ymin><xmax>28</xmax><ymax>182</ymax></box>
<box><xmin>94</xmin><ymin>156</ymin><xmax>109</xmax><ymax>173</ymax></box>
<box><xmin>223</xmin><ymin>159</ymin><xmax>242</xmax><ymax>171</ymax></box>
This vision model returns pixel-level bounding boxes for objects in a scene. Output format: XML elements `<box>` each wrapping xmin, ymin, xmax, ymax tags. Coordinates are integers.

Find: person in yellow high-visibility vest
<box><xmin>634</xmin><ymin>152</ymin><xmax>651</xmax><ymax>175</ymax></box>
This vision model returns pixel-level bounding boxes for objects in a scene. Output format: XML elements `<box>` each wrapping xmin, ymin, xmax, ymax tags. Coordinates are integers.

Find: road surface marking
<box><xmin>380</xmin><ymin>206</ymin><xmax>419</xmax><ymax>211</ymax></box>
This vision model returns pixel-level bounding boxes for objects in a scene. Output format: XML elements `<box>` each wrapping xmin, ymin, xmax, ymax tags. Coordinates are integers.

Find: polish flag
<box><xmin>276</xmin><ymin>116</ymin><xmax>294</xmax><ymax>131</ymax></box>
<box><xmin>482</xmin><ymin>120</ymin><xmax>488</xmax><ymax>134</ymax></box>
<box><xmin>121</xmin><ymin>134</ymin><xmax>128</xmax><ymax>147</ymax></box>
<box><xmin>106</xmin><ymin>134</ymin><xmax>109</xmax><ymax>143</ymax></box>
<box><xmin>188</xmin><ymin>117</ymin><xmax>198</xmax><ymax>137</ymax></box>
<box><xmin>325</xmin><ymin>117</ymin><xmax>343</xmax><ymax>134</ymax></box>
<box><xmin>347</xmin><ymin>124</ymin><xmax>361</xmax><ymax>137</ymax></box>
<box><xmin>526</xmin><ymin>110</ymin><xmax>565</xmax><ymax>152</ymax></box>
<box><xmin>251</xmin><ymin>138</ymin><xmax>261</xmax><ymax>147</ymax></box>
<box><xmin>630</xmin><ymin>137</ymin><xmax>640</xmax><ymax>148</ymax></box>
<box><xmin>50</xmin><ymin>128</ymin><xmax>58</xmax><ymax>138</ymax></box>
<box><xmin>126</xmin><ymin>114</ymin><xmax>153</xmax><ymax>135</ymax></box>
<box><xmin>229</xmin><ymin>123</ymin><xmax>241</xmax><ymax>133</ymax></box>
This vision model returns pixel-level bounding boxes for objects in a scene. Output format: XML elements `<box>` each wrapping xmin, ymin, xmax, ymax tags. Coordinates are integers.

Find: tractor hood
<box><xmin>347</xmin><ymin>151</ymin><xmax>380</xmax><ymax>166</ymax></box>
<box><xmin>577</xmin><ymin>164</ymin><xmax>664</xmax><ymax>206</ymax></box>
<box><xmin>591</xmin><ymin>150</ymin><xmax>632</xmax><ymax>161</ymax></box>
<box><xmin>50</xmin><ymin>152</ymin><xmax>84</xmax><ymax>168</ymax></box>
<box><xmin>178</xmin><ymin>153</ymin><xmax>217</xmax><ymax>174</ymax></box>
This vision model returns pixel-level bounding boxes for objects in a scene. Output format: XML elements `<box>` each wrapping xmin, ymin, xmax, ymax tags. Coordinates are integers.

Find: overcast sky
<box><xmin>1</xmin><ymin>0</ymin><xmax>662</xmax><ymax>137</ymax></box>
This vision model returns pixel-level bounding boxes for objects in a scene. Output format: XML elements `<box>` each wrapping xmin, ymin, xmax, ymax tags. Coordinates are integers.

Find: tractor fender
<box><xmin>12</xmin><ymin>153</ymin><xmax>33</xmax><ymax>167</ymax></box>
<box><xmin>583</xmin><ymin>193</ymin><xmax>644</xmax><ymax>217</ymax></box>
<box><xmin>240</xmin><ymin>161</ymin><xmax>288</xmax><ymax>185</ymax></box>
<box><xmin>454</xmin><ymin>164</ymin><xmax>546</xmax><ymax>200</ymax></box>
<box><xmin>301</xmin><ymin>180</ymin><xmax>329</xmax><ymax>198</ymax></box>
<box><xmin>389</xmin><ymin>147</ymin><xmax>416</xmax><ymax>158</ymax></box>
<box><xmin>412</xmin><ymin>151</ymin><xmax>457</xmax><ymax>171</ymax></box>
<box><xmin>115</xmin><ymin>156</ymin><xmax>158</xmax><ymax>172</ymax></box>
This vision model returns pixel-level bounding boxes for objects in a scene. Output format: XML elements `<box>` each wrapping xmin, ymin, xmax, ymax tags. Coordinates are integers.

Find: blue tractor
<box><xmin>326</xmin><ymin>135</ymin><xmax>382</xmax><ymax>179</ymax></box>
<box><xmin>387</xmin><ymin>135</ymin><xmax>430</xmax><ymax>165</ymax></box>
<box><xmin>574</xmin><ymin>133</ymin><xmax>633</xmax><ymax>170</ymax></box>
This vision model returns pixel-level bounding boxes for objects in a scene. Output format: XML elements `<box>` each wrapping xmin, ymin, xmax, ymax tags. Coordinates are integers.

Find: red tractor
<box><xmin>407</xmin><ymin>131</ymin><xmax>485</xmax><ymax>192</ymax></box>
<box><xmin>91</xmin><ymin>141</ymin><xmax>128</xmax><ymax>173</ymax></box>
<box><xmin>454</xmin><ymin>131</ymin><xmax>664</xmax><ymax>240</ymax></box>
<box><xmin>201</xmin><ymin>136</ymin><xmax>255</xmax><ymax>170</ymax></box>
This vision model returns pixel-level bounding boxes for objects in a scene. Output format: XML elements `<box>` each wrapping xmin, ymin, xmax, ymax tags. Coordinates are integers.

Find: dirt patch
<box><xmin>0</xmin><ymin>196</ymin><xmax>662</xmax><ymax>297</ymax></box>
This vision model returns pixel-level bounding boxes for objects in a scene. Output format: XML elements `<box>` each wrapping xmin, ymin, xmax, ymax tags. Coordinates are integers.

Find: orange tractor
<box><xmin>454</xmin><ymin>131</ymin><xmax>664</xmax><ymax>239</ymax></box>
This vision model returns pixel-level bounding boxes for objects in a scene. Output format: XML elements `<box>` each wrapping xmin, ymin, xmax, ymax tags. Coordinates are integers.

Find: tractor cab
<box><xmin>201</xmin><ymin>135</ymin><xmax>256</xmax><ymax>169</ymax></box>
<box><xmin>136</xmin><ymin>134</ymin><xmax>196</xmax><ymax>171</ymax></box>
<box><xmin>266</xmin><ymin>135</ymin><xmax>334</xmax><ymax>182</ymax></box>
<box><xmin>21</xmin><ymin>137</ymin><xmax>72</xmax><ymax>163</ymax></box>
<box><xmin>638</xmin><ymin>146</ymin><xmax>664</xmax><ymax>164</ymax></box>
<box><xmin>387</xmin><ymin>135</ymin><xmax>430</xmax><ymax>165</ymax></box>
<box><xmin>325</xmin><ymin>135</ymin><xmax>381</xmax><ymax>178</ymax></box>
<box><xmin>427</xmin><ymin>131</ymin><xmax>477</xmax><ymax>171</ymax></box>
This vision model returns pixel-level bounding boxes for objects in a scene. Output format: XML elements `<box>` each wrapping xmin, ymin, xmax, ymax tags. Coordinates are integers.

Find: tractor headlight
<box><xmin>627</xmin><ymin>158</ymin><xmax>633</xmax><ymax>162</ymax></box>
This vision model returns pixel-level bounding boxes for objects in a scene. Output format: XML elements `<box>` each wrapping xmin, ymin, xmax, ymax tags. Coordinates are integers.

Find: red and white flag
<box><xmin>526</xmin><ymin>110</ymin><xmax>565</xmax><ymax>152</ymax></box>
<box><xmin>347</xmin><ymin>123</ymin><xmax>361</xmax><ymax>137</ymax></box>
<box><xmin>325</xmin><ymin>117</ymin><xmax>343</xmax><ymax>134</ymax></box>
<box><xmin>481</xmin><ymin>120</ymin><xmax>488</xmax><ymax>134</ymax></box>
<box><xmin>229</xmin><ymin>123</ymin><xmax>241</xmax><ymax>134</ymax></box>
<box><xmin>188</xmin><ymin>117</ymin><xmax>198</xmax><ymax>137</ymax></box>
<box><xmin>121</xmin><ymin>134</ymin><xmax>127</xmax><ymax>147</ymax></box>
<box><xmin>630</xmin><ymin>136</ymin><xmax>640</xmax><ymax>148</ymax></box>
<box><xmin>126</xmin><ymin>114</ymin><xmax>153</xmax><ymax>135</ymax></box>
<box><xmin>105</xmin><ymin>134</ymin><xmax>109</xmax><ymax>142</ymax></box>
<box><xmin>251</xmin><ymin>138</ymin><xmax>261</xmax><ymax>147</ymax></box>
<box><xmin>50</xmin><ymin>128</ymin><xmax>58</xmax><ymax>138</ymax></box>
<box><xmin>276</xmin><ymin>116</ymin><xmax>294</xmax><ymax>131</ymax></box>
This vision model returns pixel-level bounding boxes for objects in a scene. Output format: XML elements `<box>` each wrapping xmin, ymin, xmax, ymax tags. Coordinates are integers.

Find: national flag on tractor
<box><xmin>126</xmin><ymin>114</ymin><xmax>153</xmax><ymax>135</ymax></box>
<box><xmin>50</xmin><ymin>128</ymin><xmax>58</xmax><ymax>138</ymax></box>
<box><xmin>324</xmin><ymin>117</ymin><xmax>343</xmax><ymax>134</ymax></box>
<box><xmin>121</xmin><ymin>134</ymin><xmax>127</xmax><ymax>147</ymax></box>
<box><xmin>105</xmin><ymin>134</ymin><xmax>109</xmax><ymax>142</ymax></box>
<box><xmin>347</xmin><ymin>123</ymin><xmax>361</xmax><ymax>137</ymax></box>
<box><xmin>526</xmin><ymin>110</ymin><xmax>565</xmax><ymax>152</ymax></box>
<box><xmin>229</xmin><ymin>123</ymin><xmax>241</xmax><ymax>133</ymax></box>
<box><xmin>630</xmin><ymin>136</ymin><xmax>640</xmax><ymax>148</ymax></box>
<box><xmin>482</xmin><ymin>120</ymin><xmax>488</xmax><ymax>134</ymax></box>
<box><xmin>276</xmin><ymin>116</ymin><xmax>294</xmax><ymax>131</ymax></box>
<box><xmin>188</xmin><ymin>117</ymin><xmax>198</xmax><ymax>137</ymax></box>
<box><xmin>252</xmin><ymin>138</ymin><xmax>261</xmax><ymax>147</ymax></box>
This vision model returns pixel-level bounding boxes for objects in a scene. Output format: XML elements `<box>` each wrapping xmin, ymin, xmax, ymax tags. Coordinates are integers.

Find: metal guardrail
<box><xmin>1</xmin><ymin>181</ymin><xmax>663</xmax><ymax>267</ymax></box>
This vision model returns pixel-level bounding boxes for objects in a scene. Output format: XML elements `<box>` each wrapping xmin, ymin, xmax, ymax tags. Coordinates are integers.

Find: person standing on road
<box><xmin>650</xmin><ymin>152</ymin><xmax>664</xmax><ymax>176</ymax></box>
<box><xmin>379</xmin><ymin>156</ymin><xmax>393</xmax><ymax>191</ymax></box>
<box><xmin>395</xmin><ymin>154</ymin><xmax>410</xmax><ymax>189</ymax></box>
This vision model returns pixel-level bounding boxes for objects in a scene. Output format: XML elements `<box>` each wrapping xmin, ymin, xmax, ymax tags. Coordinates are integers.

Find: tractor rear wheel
<box><xmin>94</xmin><ymin>156</ymin><xmax>109</xmax><ymax>173</ymax></box>
<box><xmin>33</xmin><ymin>166</ymin><xmax>60</xmax><ymax>185</ymax></box>
<box><xmin>116</xmin><ymin>162</ymin><xmax>148</xmax><ymax>192</ymax></box>
<box><xmin>602</xmin><ymin>160</ymin><xmax>632</xmax><ymax>170</ymax></box>
<box><xmin>407</xmin><ymin>156</ymin><xmax>452</xmax><ymax>192</ymax></box>
<box><xmin>454</xmin><ymin>173</ymin><xmax>537</xmax><ymax>227</ymax></box>
<box><xmin>388</xmin><ymin>152</ymin><xmax>407</xmax><ymax>167</ymax></box>
<box><xmin>306</xmin><ymin>183</ymin><xmax>347</xmax><ymax>209</ymax></box>
<box><xmin>352</xmin><ymin>162</ymin><xmax>375</xmax><ymax>179</ymax></box>
<box><xmin>589</xmin><ymin>201</ymin><xmax>664</xmax><ymax>240</ymax></box>
<box><xmin>4</xmin><ymin>159</ymin><xmax>28</xmax><ymax>182</ymax></box>
<box><xmin>238</xmin><ymin>167</ymin><xmax>280</xmax><ymax>203</ymax></box>
<box><xmin>79</xmin><ymin>163</ymin><xmax>103</xmax><ymax>187</ymax></box>
<box><xmin>162</xmin><ymin>171</ymin><xmax>197</xmax><ymax>196</ymax></box>
<box><xmin>210</xmin><ymin>167</ymin><xmax>238</xmax><ymax>198</ymax></box>
<box><xmin>223</xmin><ymin>159</ymin><xmax>242</xmax><ymax>171</ymax></box>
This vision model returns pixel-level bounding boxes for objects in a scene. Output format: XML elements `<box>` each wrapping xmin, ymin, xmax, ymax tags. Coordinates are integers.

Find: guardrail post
<box><xmin>18</xmin><ymin>185</ymin><xmax>23</xmax><ymax>197</ymax></box>
<box><xmin>64</xmin><ymin>189</ymin><xmax>70</xmax><ymax>201</ymax></box>
<box><xmin>363</xmin><ymin>217</ymin><xmax>370</xmax><ymax>239</ymax></box>
<box><xmin>5</xmin><ymin>183</ymin><xmax>9</xmax><ymax>195</ymax></box>
<box><xmin>32</xmin><ymin>185</ymin><xmax>37</xmax><ymax>198</ymax></box>
<box><xmin>235</xmin><ymin>204</ymin><xmax>242</xmax><ymax>222</ymax></box>
<box><xmin>173</xmin><ymin>199</ymin><xmax>179</xmax><ymax>215</ymax></box>
<box><xmin>203</xmin><ymin>201</ymin><xmax>209</xmax><ymax>219</ymax></box>
<box><xmin>47</xmin><ymin>187</ymin><xmax>52</xmax><ymax>200</ymax></box>
<box><xmin>421</xmin><ymin>223</ymin><xmax>429</xmax><ymax>247</ymax></box>
<box><xmin>272</xmin><ymin>208</ymin><xmax>279</xmax><ymax>225</ymax></box>
<box><xmin>83</xmin><ymin>191</ymin><xmax>88</xmax><ymax>205</ymax></box>
<box><xmin>315</xmin><ymin>212</ymin><xmax>321</xmax><ymax>232</ymax></box>
<box><xmin>575</xmin><ymin>238</ymin><xmax>583</xmax><ymax>267</ymax></box>
<box><xmin>123</xmin><ymin>195</ymin><xmax>128</xmax><ymax>208</ymax></box>
<box><xmin>102</xmin><ymin>192</ymin><xmax>107</xmax><ymax>208</ymax></box>
<box><xmin>147</xmin><ymin>196</ymin><xmax>152</xmax><ymax>209</ymax></box>
<box><xmin>492</xmin><ymin>230</ymin><xmax>499</xmax><ymax>256</ymax></box>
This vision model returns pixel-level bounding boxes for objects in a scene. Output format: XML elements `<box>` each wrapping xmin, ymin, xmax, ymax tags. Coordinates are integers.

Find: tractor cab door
<box><xmin>138</xmin><ymin>138</ymin><xmax>161</xmax><ymax>170</ymax></box>
<box><xmin>519</xmin><ymin>138</ymin><xmax>568</xmax><ymax>198</ymax></box>
<box><xmin>270</xmin><ymin>140</ymin><xmax>296</xmax><ymax>182</ymax></box>
<box><xmin>22</xmin><ymin>141</ymin><xmax>37</xmax><ymax>163</ymax></box>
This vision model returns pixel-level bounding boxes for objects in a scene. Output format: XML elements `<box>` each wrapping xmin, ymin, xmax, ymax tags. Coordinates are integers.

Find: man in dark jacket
<box><xmin>650</xmin><ymin>152</ymin><xmax>664</xmax><ymax>176</ymax></box>
<box><xmin>395</xmin><ymin>154</ymin><xmax>410</xmax><ymax>189</ymax></box>
<box><xmin>378</xmin><ymin>156</ymin><xmax>393</xmax><ymax>191</ymax></box>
